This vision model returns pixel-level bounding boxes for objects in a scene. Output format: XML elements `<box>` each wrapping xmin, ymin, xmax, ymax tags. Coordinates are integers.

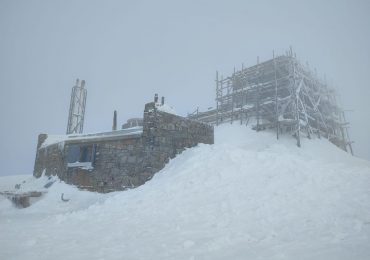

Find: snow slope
<box><xmin>1</xmin><ymin>125</ymin><xmax>370</xmax><ymax>260</ymax></box>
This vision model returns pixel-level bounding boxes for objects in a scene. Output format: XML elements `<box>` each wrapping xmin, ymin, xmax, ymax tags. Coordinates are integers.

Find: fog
<box><xmin>0</xmin><ymin>0</ymin><xmax>369</xmax><ymax>176</ymax></box>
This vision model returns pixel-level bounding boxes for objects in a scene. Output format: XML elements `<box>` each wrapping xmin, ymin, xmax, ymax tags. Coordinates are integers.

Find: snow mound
<box><xmin>1</xmin><ymin>125</ymin><xmax>370</xmax><ymax>260</ymax></box>
<box><xmin>156</xmin><ymin>102</ymin><xmax>178</xmax><ymax>115</ymax></box>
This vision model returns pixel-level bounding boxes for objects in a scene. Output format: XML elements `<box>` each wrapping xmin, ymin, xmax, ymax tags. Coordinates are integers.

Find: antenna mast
<box><xmin>66</xmin><ymin>79</ymin><xmax>87</xmax><ymax>134</ymax></box>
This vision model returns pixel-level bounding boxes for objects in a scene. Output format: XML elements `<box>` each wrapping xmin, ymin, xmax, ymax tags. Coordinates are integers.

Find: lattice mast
<box><xmin>66</xmin><ymin>79</ymin><xmax>87</xmax><ymax>135</ymax></box>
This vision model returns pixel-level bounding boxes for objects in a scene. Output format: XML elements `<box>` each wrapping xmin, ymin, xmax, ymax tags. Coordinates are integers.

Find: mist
<box><xmin>0</xmin><ymin>0</ymin><xmax>369</xmax><ymax>176</ymax></box>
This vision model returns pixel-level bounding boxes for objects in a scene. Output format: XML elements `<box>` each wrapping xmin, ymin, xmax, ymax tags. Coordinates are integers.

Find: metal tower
<box><xmin>66</xmin><ymin>79</ymin><xmax>87</xmax><ymax>135</ymax></box>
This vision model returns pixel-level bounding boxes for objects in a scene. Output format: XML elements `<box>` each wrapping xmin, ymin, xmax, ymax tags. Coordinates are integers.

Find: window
<box><xmin>67</xmin><ymin>144</ymin><xmax>96</xmax><ymax>169</ymax></box>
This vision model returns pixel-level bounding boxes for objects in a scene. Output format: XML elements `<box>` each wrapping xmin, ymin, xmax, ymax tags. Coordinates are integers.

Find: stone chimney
<box><xmin>112</xmin><ymin>110</ymin><xmax>117</xmax><ymax>131</ymax></box>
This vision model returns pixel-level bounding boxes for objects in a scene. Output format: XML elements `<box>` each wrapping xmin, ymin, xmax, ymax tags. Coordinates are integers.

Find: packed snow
<box><xmin>1</xmin><ymin>125</ymin><xmax>370</xmax><ymax>260</ymax></box>
<box><xmin>156</xmin><ymin>102</ymin><xmax>178</xmax><ymax>115</ymax></box>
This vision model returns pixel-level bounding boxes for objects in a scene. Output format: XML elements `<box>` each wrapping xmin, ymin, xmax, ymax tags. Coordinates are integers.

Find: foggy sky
<box><xmin>0</xmin><ymin>0</ymin><xmax>369</xmax><ymax>176</ymax></box>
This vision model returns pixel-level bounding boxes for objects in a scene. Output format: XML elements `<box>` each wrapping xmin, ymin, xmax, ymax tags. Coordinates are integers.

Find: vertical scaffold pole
<box><xmin>216</xmin><ymin>71</ymin><xmax>219</xmax><ymax>126</ymax></box>
<box><xmin>256</xmin><ymin>56</ymin><xmax>260</xmax><ymax>131</ymax></box>
<box><xmin>342</xmin><ymin>111</ymin><xmax>354</xmax><ymax>155</ymax></box>
<box><xmin>240</xmin><ymin>74</ymin><xmax>244</xmax><ymax>125</ymax></box>
<box><xmin>220</xmin><ymin>75</ymin><xmax>224</xmax><ymax>124</ymax></box>
<box><xmin>273</xmin><ymin>50</ymin><xmax>279</xmax><ymax>140</ymax></box>
<box><xmin>291</xmin><ymin>51</ymin><xmax>301</xmax><ymax>147</ymax></box>
<box><xmin>231</xmin><ymin>67</ymin><xmax>236</xmax><ymax>124</ymax></box>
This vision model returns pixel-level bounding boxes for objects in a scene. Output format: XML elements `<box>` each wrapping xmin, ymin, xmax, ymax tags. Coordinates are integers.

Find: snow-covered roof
<box><xmin>40</xmin><ymin>126</ymin><xmax>143</xmax><ymax>148</ymax></box>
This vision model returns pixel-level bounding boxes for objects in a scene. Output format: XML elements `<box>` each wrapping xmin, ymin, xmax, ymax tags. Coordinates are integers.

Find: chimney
<box><xmin>161</xmin><ymin>96</ymin><xmax>165</xmax><ymax>105</ymax></box>
<box><xmin>112</xmin><ymin>110</ymin><xmax>117</xmax><ymax>131</ymax></box>
<box><xmin>154</xmin><ymin>93</ymin><xmax>158</xmax><ymax>103</ymax></box>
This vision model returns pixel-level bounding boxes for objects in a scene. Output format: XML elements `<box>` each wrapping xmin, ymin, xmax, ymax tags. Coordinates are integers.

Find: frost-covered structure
<box><xmin>66</xmin><ymin>79</ymin><xmax>87</xmax><ymax>135</ymax></box>
<box><xmin>34</xmin><ymin>101</ymin><xmax>213</xmax><ymax>192</ymax></box>
<box><xmin>189</xmin><ymin>50</ymin><xmax>353</xmax><ymax>153</ymax></box>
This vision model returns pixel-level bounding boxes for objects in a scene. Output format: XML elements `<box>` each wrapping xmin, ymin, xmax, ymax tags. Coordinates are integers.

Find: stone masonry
<box><xmin>33</xmin><ymin>102</ymin><xmax>214</xmax><ymax>192</ymax></box>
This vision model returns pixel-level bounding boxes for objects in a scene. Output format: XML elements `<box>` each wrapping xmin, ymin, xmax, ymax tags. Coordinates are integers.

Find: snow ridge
<box><xmin>1</xmin><ymin>125</ymin><xmax>370</xmax><ymax>260</ymax></box>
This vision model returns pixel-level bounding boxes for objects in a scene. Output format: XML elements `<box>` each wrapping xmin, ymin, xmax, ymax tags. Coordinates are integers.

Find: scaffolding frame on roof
<box><xmin>188</xmin><ymin>49</ymin><xmax>353</xmax><ymax>154</ymax></box>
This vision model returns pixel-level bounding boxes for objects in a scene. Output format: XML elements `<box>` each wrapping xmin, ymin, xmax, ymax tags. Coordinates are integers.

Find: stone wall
<box><xmin>34</xmin><ymin>134</ymin><xmax>146</xmax><ymax>192</ymax></box>
<box><xmin>142</xmin><ymin>102</ymin><xmax>214</xmax><ymax>174</ymax></box>
<box><xmin>34</xmin><ymin>134</ymin><xmax>65</xmax><ymax>178</ymax></box>
<box><xmin>63</xmin><ymin>136</ymin><xmax>147</xmax><ymax>192</ymax></box>
<box><xmin>33</xmin><ymin>102</ymin><xmax>214</xmax><ymax>192</ymax></box>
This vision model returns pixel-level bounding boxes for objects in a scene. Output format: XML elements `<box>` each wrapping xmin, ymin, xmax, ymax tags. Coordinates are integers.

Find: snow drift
<box><xmin>1</xmin><ymin>124</ymin><xmax>370</xmax><ymax>260</ymax></box>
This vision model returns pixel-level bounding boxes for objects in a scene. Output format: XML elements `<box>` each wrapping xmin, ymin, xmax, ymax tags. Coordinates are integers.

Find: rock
<box><xmin>44</xmin><ymin>181</ymin><xmax>55</xmax><ymax>188</ymax></box>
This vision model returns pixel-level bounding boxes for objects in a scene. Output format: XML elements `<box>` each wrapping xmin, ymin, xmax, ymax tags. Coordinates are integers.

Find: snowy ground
<box><xmin>1</xmin><ymin>125</ymin><xmax>370</xmax><ymax>260</ymax></box>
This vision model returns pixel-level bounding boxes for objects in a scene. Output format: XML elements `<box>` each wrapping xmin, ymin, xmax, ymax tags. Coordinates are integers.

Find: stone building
<box><xmin>33</xmin><ymin>101</ymin><xmax>214</xmax><ymax>192</ymax></box>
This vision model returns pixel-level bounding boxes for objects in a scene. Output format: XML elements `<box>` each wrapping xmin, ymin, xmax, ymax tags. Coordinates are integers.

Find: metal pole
<box><xmin>216</xmin><ymin>71</ymin><xmax>219</xmax><ymax>126</ymax></box>
<box><xmin>112</xmin><ymin>110</ymin><xmax>117</xmax><ymax>131</ymax></box>
<box><xmin>256</xmin><ymin>56</ymin><xmax>260</xmax><ymax>131</ymax></box>
<box><xmin>273</xmin><ymin>50</ymin><xmax>279</xmax><ymax>139</ymax></box>
<box><xmin>292</xmin><ymin>56</ymin><xmax>301</xmax><ymax>147</ymax></box>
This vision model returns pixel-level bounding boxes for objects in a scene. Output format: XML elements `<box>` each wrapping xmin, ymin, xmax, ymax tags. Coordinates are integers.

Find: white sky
<box><xmin>0</xmin><ymin>0</ymin><xmax>369</xmax><ymax>176</ymax></box>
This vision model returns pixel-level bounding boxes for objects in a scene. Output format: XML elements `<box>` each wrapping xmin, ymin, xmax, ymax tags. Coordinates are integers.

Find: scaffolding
<box><xmin>189</xmin><ymin>49</ymin><xmax>353</xmax><ymax>154</ymax></box>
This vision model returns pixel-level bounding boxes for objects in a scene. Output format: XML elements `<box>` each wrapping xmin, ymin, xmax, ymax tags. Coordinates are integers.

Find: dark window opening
<box><xmin>80</xmin><ymin>146</ymin><xmax>93</xmax><ymax>162</ymax></box>
<box><xmin>67</xmin><ymin>144</ymin><xmax>97</xmax><ymax>168</ymax></box>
